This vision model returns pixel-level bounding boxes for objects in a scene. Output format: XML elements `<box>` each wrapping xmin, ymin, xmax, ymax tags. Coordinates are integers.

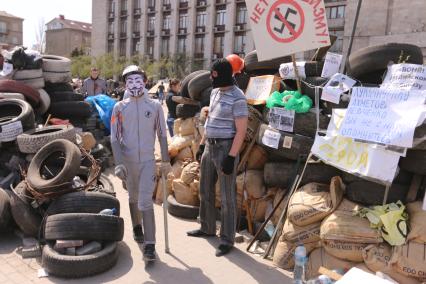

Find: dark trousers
<box><xmin>167</xmin><ymin>116</ymin><xmax>175</xmax><ymax>137</ymax></box>
<box><xmin>199</xmin><ymin>139</ymin><xmax>239</xmax><ymax>245</ymax></box>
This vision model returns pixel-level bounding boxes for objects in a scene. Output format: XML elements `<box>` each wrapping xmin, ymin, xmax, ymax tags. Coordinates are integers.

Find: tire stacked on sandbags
<box><xmin>42</xmin><ymin>191</ymin><xmax>123</xmax><ymax>278</ymax></box>
<box><xmin>244</xmin><ymin>50</ymin><xmax>292</xmax><ymax>76</ymax></box>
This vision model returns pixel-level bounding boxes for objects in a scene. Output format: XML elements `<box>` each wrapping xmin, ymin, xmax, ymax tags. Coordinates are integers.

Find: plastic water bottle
<box><xmin>293</xmin><ymin>245</ymin><xmax>307</xmax><ymax>284</ymax></box>
<box><xmin>306</xmin><ymin>275</ymin><xmax>333</xmax><ymax>284</ymax></box>
<box><xmin>99</xmin><ymin>208</ymin><xmax>117</xmax><ymax>215</ymax></box>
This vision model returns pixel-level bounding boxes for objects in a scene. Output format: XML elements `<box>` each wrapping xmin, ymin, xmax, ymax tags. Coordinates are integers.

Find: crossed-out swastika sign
<box><xmin>247</xmin><ymin>0</ymin><xmax>330</xmax><ymax>61</ymax></box>
<box><xmin>267</xmin><ymin>0</ymin><xmax>305</xmax><ymax>43</ymax></box>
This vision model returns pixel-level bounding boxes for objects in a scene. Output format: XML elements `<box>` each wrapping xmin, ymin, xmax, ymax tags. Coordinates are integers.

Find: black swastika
<box><xmin>273</xmin><ymin>8</ymin><xmax>297</xmax><ymax>35</ymax></box>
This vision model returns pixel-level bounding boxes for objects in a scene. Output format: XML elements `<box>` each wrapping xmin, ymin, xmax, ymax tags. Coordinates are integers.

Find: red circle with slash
<box><xmin>266</xmin><ymin>0</ymin><xmax>305</xmax><ymax>43</ymax></box>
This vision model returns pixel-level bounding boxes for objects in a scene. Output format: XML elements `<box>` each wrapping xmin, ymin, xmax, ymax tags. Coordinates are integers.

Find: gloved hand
<box><xmin>196</xmin><ymin>144</ymin><xmax>205</xmax><ymax>162</ymax></box>
<box><xmin>160</xmin><ymin>161</ymin><xmax>172</xmax><ymax>177</ymax></box>
<box><xmin>222</xmin><ymin>155</ymin><xmax>236</xmax><ymax>175</ymax></box>
<box><xmin>114</xmin><ymin>164</ymin><xmax>127</xmax><ymax>180</ymax></box>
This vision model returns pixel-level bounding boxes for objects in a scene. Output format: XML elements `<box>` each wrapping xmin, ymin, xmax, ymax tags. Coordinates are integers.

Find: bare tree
<box><xmin>34</xmin><ymin>18</ymin><xmax>46</xmax><ymax>53</ymax></box>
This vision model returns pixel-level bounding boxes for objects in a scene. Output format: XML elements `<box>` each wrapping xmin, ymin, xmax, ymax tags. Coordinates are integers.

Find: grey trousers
<box><xmin>199</xmin><ymin>139</ymin><xmax>239</xmax><ymax>246</ymax></box>
<box><xmin>124</xmin><ymin>159</ymin><xmax>156</xmax><ymax>244</ymax></box>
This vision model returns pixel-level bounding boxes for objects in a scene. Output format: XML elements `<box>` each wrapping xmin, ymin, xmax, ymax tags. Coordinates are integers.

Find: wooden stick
<box><xmin>237</xmin><ymin>126</ymin><xmax>259</xmax><ymax>172</ymax></box>
<box><xmin>44</xmin><ymin>114</ymin><xmax>52</xmax><ymax>127</ymax></box>
<box><xmin>291</xmin><ymin>54</ymin><xmax>302</xmax><ymax>94</ymax></box>
<box><xmin>318</xmin><ymin>266</ymin><xmax>343</xmax><ymax>281</ymax></box>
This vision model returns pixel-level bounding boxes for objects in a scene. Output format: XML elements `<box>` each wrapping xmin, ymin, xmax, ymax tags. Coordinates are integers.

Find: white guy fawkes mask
<box><xmin>126</xmin><ymin>74</ymin><xmax>145</xmax><ymax>97</ymax></box>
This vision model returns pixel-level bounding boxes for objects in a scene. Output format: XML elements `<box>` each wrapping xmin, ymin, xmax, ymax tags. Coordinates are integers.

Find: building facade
<box><xmin>92</xmin><ymin>0</ymin><xmax>255</xmax><ymax>69</ymax></box>
<box><xmin>45</xmin><ymin>15</ymin><xmax>92</xmax><ymax>57</ymax></box>
<box><xmin>0</xmin><ymin>11</ymin><xmax>23</xmax><ymax>50</ymax></box>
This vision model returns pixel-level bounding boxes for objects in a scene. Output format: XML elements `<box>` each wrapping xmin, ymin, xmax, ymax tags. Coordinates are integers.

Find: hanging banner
<box><xmin>381</xmin><ymin>64</ymin><xmax>426</xmax><ymax>91</ymax></box>
<box><xmin>311</xmin><ymin>110</ymin><xmax>402</xmax><ymax>183</ymax></box>
<box><xmin>246</xmin><ymin>0</ymin><xmax>331</xmax><ymax>61</ymax></box>
<box><xmin>338</xmin><ymin>87</ymin><xmax>426</xmax><ymax>148</ymax></box>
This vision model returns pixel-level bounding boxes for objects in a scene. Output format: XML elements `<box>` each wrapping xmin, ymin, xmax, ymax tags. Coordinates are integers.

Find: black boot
<box><xmin>143</xmin><ymin>244</ymin><xmax>156</xmax><ymax>261</ymax></box>
<box><xmin>133</xmin><ymin>225</ymin><xmax>144</xmax><ymax>243</ymax></box>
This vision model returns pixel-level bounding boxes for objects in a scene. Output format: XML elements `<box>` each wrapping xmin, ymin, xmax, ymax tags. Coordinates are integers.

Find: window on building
<box><xmin>133</xmin><ymin>18</ymin><xmax>141</xmax><ymax>32</ymax></box>
<box><xmin>326</xmin><ymin>5</ymin><xmax>345</xmax><ymax>19</ymax></box>
<box><xmin>12</xmin><ymin>37</ymin><xmax>18</xmax><ymax>44</ymax></box>
<box><xmin>148</xmin><ymin>0</ymin><xmax>155</xmax><ymax>7</ymax></box>
<box><xmin>148</xmin><ymin>16</ymin><xmax>155</xmax><ymax>31</ymax></box>
<box><xmin>133</xmin><ymin>0</ymin><xmax>140</xmax><ymax>9</ymax></box>
<box><xmin>213</xmin><ymin>36</ymin><xmax>224</xmax><ymax>56</ymax></box>
<box><xmin>109</xmin><ymin>0</ymin><xmax>115</xmax><ymax>12</ymax></box>
<box><xmin>236</xmin><ymin>5</ymin><xmax>247</xmax><ymax>24</ymax></box>
<box><xmin>179</xmin><ymin>13</ymin><xmax>188</xmax><ymax>29</ymax></box>
<box><xmin>329</xmin><ymin>30</ymin><xmax>344</xmax><ymax>53</ymax></box>
<box><xmin>107</xmin><ymin>41</ymin><xmax>114</xmax><ymax>53</ymax></box>
<box><xmin>120</xmin><ymin>40</ymin><xmax>126</xmax><ymax>56</ymax></box>
<box><xmin>147</xmin><ymin>39</ymin><xmax>154</xmax><ymax>56</ymax></box>
<box><xmin>234</xmin><ymin>34</ymin><xmax>246</xmax><ymax>53</ymax></box>
<box><xmin>108</xmin><ymin>22</ymin><xmax>114</xmax><ymax>34</ymax></box>
<box><xmin>120</xmin><ymin>19</ymin><xmax>127</xmax><ymax>33</ymax></box>
<box><xmin>196</xmin><ymin>11</ymin><xmax>207</xmax><ymax>27</ymax></box>
<box><xmin>163</xmin><ymin>0</ymin><xmax>171</xmax><ymax>5</ymax></box>
<box><xmin>177</xmin><ymin>37</ymin><xmax>186</xmax><ymax>53</ymax></box>
<box><xmin>132</xmin><ymin>39</ymin><xmax>140</xmax><ymax>54</ymax></box>
<box><xmin>0</xmin><ymin>22</ymin><xmax>6</xmax><ymax>33</ymax></box>
<box><xmin>163</xmin><ymin>14</ymin><xmax>171</xmax><ymax>30</ymax></box>
<box><xmin>161</xmin><ymin>38</ymin><xmax>170</xmax><ymax>57</ymax></box>
<box><xmin>121</xmin><ymin>0</ymin><xmax>127</xmax><ymax>11</ymax></box>
<box><xmin>195</xmin><ymin>36</ymin><xmax>204</xmax><ymax>56</ymax></box>
<box><xmin>215</xmin><ymin>9</ymin><xmax>226</xmax><ymax>26</ymax></box>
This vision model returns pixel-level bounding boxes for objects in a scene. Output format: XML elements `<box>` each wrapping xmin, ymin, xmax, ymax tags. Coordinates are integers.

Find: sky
<box><xmin>1</xmin><ymin>0</ymin><xmax>92</xmax><ymax>47</ymax></box>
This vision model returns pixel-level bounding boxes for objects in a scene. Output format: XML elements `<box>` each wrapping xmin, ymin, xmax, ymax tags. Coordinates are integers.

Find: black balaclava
<box><xmin>211</xmin><ymin>59</ymin><xmax>234</xmax><ymax>89</ymax></box>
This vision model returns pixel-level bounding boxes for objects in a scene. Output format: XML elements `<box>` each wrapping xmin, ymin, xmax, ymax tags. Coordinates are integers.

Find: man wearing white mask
<box><xmin>110</xmin><ymin>65</ymin><xmax>170</xmax><ymax>261</ymax></box>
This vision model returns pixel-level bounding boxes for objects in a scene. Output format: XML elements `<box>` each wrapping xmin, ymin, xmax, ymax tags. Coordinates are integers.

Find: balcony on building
<box><xmin>163</xmin><ymin>3</ymin><xmax>172</xmax><ymax>12</ymax></box>
<box><xmin>215</xmin><ymin>0</ymin><xmax>226</xmax><ymax>5</ymax></box>
<box><xmin>120</xmin><ymin>32</ymin><xmax>127</xmax><ymax>39</ymax></box>
<box><xmin>161</xmin><ymin>29</ymin><xmax>170</xmax><ymax>36</ymax></box>
<box><xmin>134</xmin><ymin>8</ymin><xmax>141</xmax><ymax>16</ymax></box>
<box><xmin>214</xmin><ymin>25</ymin><xmax>225</xmax><ymax>34</ymax></box>
<box><xmin>147</xmin><ymin>6</ymin><xmax>156</xmax><ymax>14</ymax></box>
<box><xmin>147</xmin><ymin>30</ymin><xmax>155</xmax><ymax>37</ymax></box>
<box><xmin>179</xmin><ymin>1</ymin><xmax>189</xmax><ymax>10</ymax></box>
<box><xmin>132</xmin><ymin>31</ymin><xmax>140</xmax><ymax>38</ymax></box>
<box><xmin>196</xmin><ymin>0</ymin><xmax>207</xmax><ymax>8</ymax></box>
<box><xmin>108</xmin><ymin>33</ymin><xmax>114</xmax><ymax>40</ymax></box>
<box><xmin>178</xmin><ymin>27</ymin><xmax>187</xmax><ymax>35</ymax></box>
<box><xmin>108</xmin><ymin>12</ymin><xmax>115</xmax><ymax>20</ymax></box>
<box><xmin>233</xmin><ymin>23</ymin><xmax>247</xmax><ymax>32</ymax></box>
<box><xmin>195</xmin><ymin>26</ymin><xmax>206</xmax><ymax>34</ymax></box>
<box><xmin>120</xmin><ymin>10</ymin><xmax>127</xmax><ymax>17</ymax></box>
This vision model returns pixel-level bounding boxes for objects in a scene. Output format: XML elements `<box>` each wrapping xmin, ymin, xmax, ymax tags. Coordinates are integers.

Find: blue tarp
<box><xmin>85</xmin><ymin>94</ymin><xmax>116</xmax><ymax>133</ymax></box>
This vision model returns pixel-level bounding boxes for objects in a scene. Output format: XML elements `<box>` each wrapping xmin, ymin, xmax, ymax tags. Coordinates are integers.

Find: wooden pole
<box><xmin>291</xmin><ymin>54</ymin><xmax>302</xmax><ymax>94</ymax></box>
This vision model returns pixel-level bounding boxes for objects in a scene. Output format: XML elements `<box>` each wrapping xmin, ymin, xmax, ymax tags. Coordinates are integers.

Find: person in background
<box><xmin>81</xmin><ymin>67</ymin><xmax>107</xmax><ymax>96</ymax></box>
<box><xmin>157</xmin><ymin>81</ymin><xmax>165</xmax><ymax>105</ymax></box>
<box><xmin>165</xmin><ymin>79</ymin><xmax>181</xmax><ymax>137</ymax></box>
<box><xmin>187</xmin><ymin>59</ymin><xmax>248</xmax><ymax>257</ymax></box>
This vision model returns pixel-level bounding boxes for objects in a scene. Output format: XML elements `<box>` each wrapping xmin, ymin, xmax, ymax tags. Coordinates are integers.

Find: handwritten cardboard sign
<box><xmin>381</xmin><ymin>64</ymin><xmax>426</xmax><ymax>90</ymax></box>
<box><xmin>338</xmin><ymin>87</ymin><xmax>426</xmax><ymax>148</ymax></box>
<box><xmin>246</xmin><ymin>0</ymin><xmax>331</xmax><ymax>61</ymax></box>
<box><xmin>245</xmin><ymin>75</ymin><xmax>281</xmax><ymax>105</ymax></box>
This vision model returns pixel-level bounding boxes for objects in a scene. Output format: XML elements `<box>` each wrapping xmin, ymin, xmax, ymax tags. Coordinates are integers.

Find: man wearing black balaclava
<box><xmin>187</xmin><ymin>59</ymin><xmax>248</xmax><ymax>257</ymax></box>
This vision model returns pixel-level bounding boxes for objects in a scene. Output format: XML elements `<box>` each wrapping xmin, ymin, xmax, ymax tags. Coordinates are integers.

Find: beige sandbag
<box><xmin>390</xmin><ymin>242</ymin><xmax>426</xmax><ymax>282</ymax></box>
<box><xmin>179</xmin><ymin>118</ymin><xmax>195</xmax><ymax>136</ymax></box>
<box><xmin>181</xmin><ymin>162</ymin><xmax>199</xmax><ymax>185</ymax></box>
<box><xmin>288</xmin><ymin>176</ymin><xmax>344</xmax><ymax>227</ymax></box>
<box><xmin>173</xmin><ymin>179</ymin><xmax>199</xmax><ymax>206</ymax></box>
<box><xmin>320</xmin><ymin>199</ymin><xmax>382</xmax><ymax>244</ymax></box>
<box><xmin>282</xmin><ymin>218</ymin><xmax>321</xmax><ymax>244</ymax></box>
<box><xmin>199</xmin><ymin>107</ymin><xmax>209</xmax><ymax>125</ymax></box>
<box><xmin>322</xmin><ymin>240</ymin><xmax>368</xmax><ymax>262</ymax></box>
<box><xmin>253</xmin><ymin>198</ymin><xmax>269</xmax><ymax>222</ymax></box>
<box><xmin>306</xmin><ymin>247</ymin><xmax>357</xmax><ymax>279</ymax></box>
<box><xmin>191</xmin><ymin>140</ymin><xmax>200</xmax><ymax>161</ymax></box>
<box><xmin>176</xmin><ymin>146</ymin><xmax>193</xmax><ymax>161</ymax></box>
<box><xmin>155</xmin><ymin>173</ymin><xmax>174</xmax><ymax>204</ymax></box>
<box><xmin>406</xmin><ymin>201</ymin><xmax>426</xmax><ymax>243</ymax></box>
<box><xmin>246</xmin><ymin>145</ymin><xmax>268</xmax><ymax>170</ymax></box>
<box><xmin>79</xmin><ymin>132</ymin><xmax>96</xmax><ymax>151</ymax></box>
<box><xmin>190</xmin><ymin>180</ymin><xmax>200</xmax><ymax>197</ymax></box>
<box><xmin>169</xmin><ymin>135</ymin><xmax>194</xmax><ymax>155</ymax></box>
<box><xmin>363</xmin><ymin>243</ymin><xmax>421</xmax><ymax>284</ymax></box>
<box><xmin>171</xmin><ymin>160</ymin><xmax>184</xmax><ymax>179</ymax></box>
<box><xmin>273</xmin><ymin>240</ymin><xmax>318</xmax><ymax>270</ymax></box>
<box><xmin>271</xmin><ymin>189</ymin><xmax>289</xmax><ymax>225</ymax></box>
<box><xmin>173</xmin><ymin>119</ymin><xmax>182</xmax><ymax>136</ymax></box>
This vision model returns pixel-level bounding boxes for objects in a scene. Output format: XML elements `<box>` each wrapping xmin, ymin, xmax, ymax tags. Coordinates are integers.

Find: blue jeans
<box><xmin>167</xmin><ymin>117</ymin><xmax>175</xmax><ymax>137</ymax></box>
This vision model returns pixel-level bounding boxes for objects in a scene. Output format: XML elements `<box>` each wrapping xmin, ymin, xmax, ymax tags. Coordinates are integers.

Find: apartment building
<box><xmin>0</xmin><ymin>11</ymin><xmax>24</xmax><ymax>50</ymax></box>
<box><xmin>45</xmin><ymin>15</ymin><xmax>92</xmax><ymax>57</ymax></box>
<box><xmin>92</xmin><ymin>0</ymin><xmax>254</xmax><ymax>69</ymax></box>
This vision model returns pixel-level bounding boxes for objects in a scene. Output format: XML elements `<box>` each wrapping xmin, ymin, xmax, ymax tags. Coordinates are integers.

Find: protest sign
<box><xmin>245</xmin><ymin>75</ymin><xmax>281</xmax><ymax>105</ymax></box>
<box><xmin>246</xmin><ymin>0</ymin><xmax>331</xmax><ymax>61</ymax></box>
<box><xmin>0</xmin><ymin>62</ymin><xmax>13</xmax><ymax>76</ymax></box>
<box><xmin>279</xmin><ymin>62</ymin><xmax>306</xmax><ymax>79</ymax></box>
<box><xmin>268</xmin><ymin>107</ymin><xmax>295</xmax><ymax>132</ymax></box>
<box><xmin>321</xmin><ymin>52</ymin><xmax>343</xmax><ymax>78</ymax></box>
<box><xmin>262</xmin><ymin>128</ymin><xmax>281</xmax><ymax>149</ymax></box>
<box><xmin>338</xmin><ymin>87</ymin><xmax>426</xmax><ymax>148</ymax></box>
<box><xmin>381</xmin><ymin>64</ymin><xmax>426</xmax><ymax>90</ymax></box>
<box><xmin>321</xmin><ymin>73</ymin><xmax>356</xmax><ymax>104</ymax></box>
<box><xmin>312</xmin><ymin>110</ymin><xmax>402</xmax><ymax>183</ymax></box>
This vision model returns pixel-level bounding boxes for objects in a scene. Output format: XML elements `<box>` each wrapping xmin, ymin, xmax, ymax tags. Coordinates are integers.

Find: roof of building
<box><xmin>0</xmin><ymin>11</ymin><xmax>24</xmax><ymax>20</ymax></box>
<box><xmin>46</xmin><ymin>15</ymin><xmax>92</xmax><ymax>33</ymax></box>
